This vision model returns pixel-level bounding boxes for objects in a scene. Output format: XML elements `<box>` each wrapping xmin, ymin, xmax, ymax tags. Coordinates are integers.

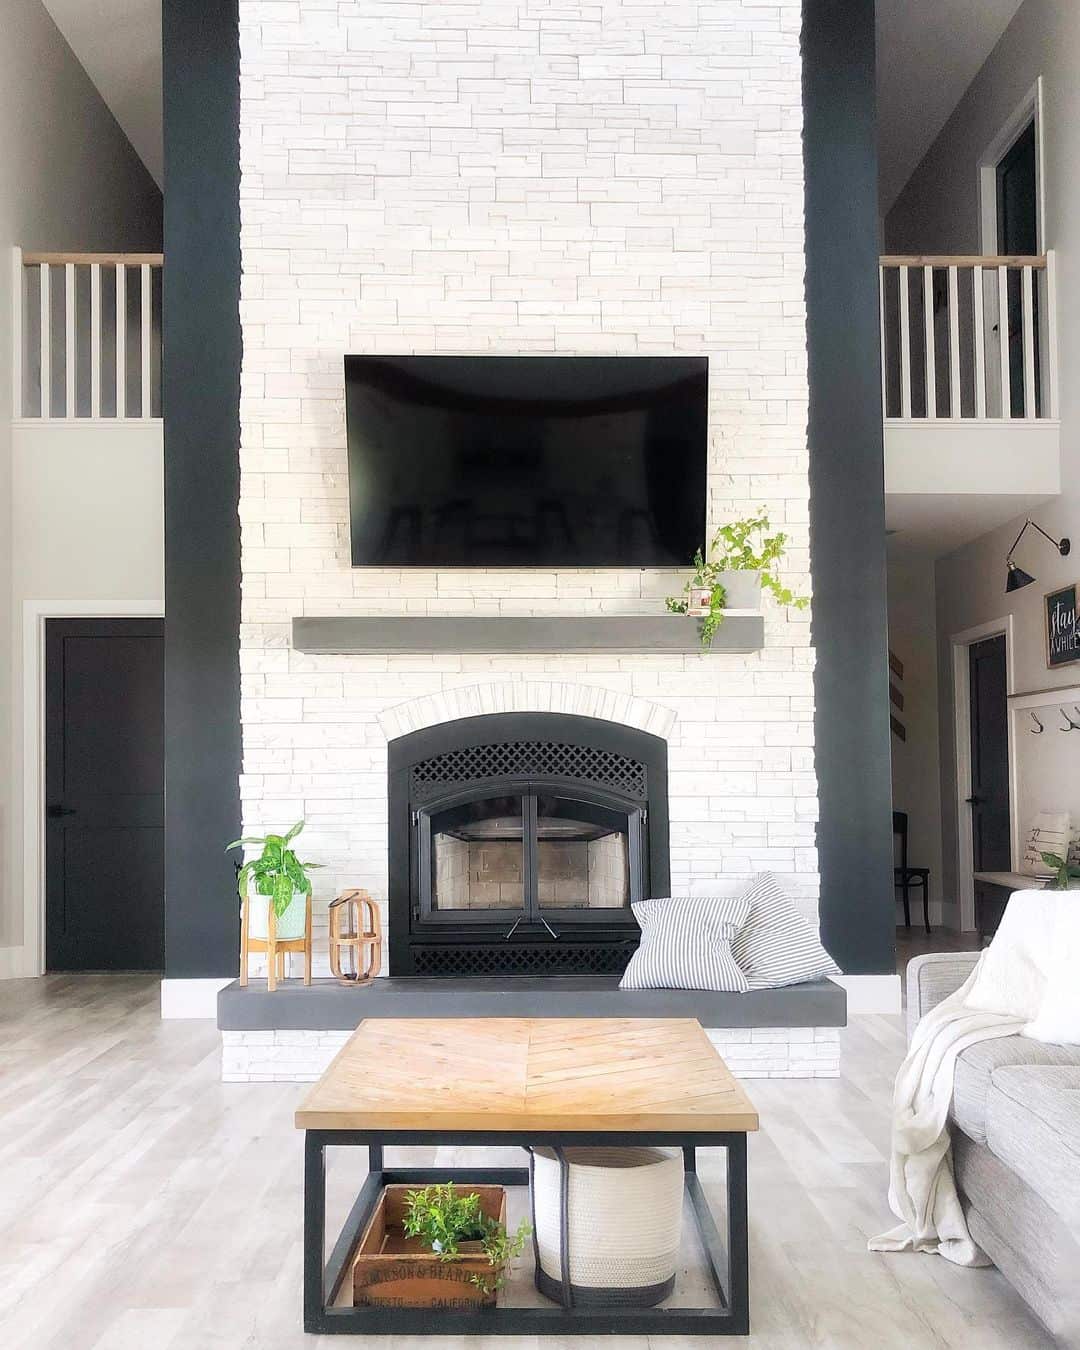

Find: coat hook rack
<box><xmin>1058</xmin><ymin>707</ymin><xmax>1080</xmax><ymax>731</ymax></box>
<box><xmin>1029</xmin><ymin>711</ymin><xmax>1045</xmax><ymax>734</ymax></box>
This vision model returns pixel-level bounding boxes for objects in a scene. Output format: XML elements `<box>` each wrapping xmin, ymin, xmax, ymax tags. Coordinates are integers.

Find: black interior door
<box><xmin>45</xmin><ymin>619</ymin><xmax>165</xmax><ymax>971</ymax></box>
<box><xmin>997</xmin><ymin>119</ymin><xmax>1039</xmax><ymax>416</ymax></box>
<box><xmin>968</xmin><ymin>635</ymin><xmax>1011</xmax><ymax>875</ymax></box>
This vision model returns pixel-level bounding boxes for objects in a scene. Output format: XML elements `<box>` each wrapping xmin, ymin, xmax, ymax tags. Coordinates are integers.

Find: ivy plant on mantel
<box><xmin>665</xmin><ymin>511</ymin><xmax>809</xmax><ymax>649</ymax></box>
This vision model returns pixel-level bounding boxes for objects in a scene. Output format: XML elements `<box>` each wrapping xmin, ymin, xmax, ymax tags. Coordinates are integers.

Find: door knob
<box><xmin>47</xmin><ymin>804</ymin><xmax>76</xmax><ymax>818</ymax></box>
<box><xmin>965</xmin><ymin>795</ymin><xmax>983</xmax><ymax>806</ymax></box>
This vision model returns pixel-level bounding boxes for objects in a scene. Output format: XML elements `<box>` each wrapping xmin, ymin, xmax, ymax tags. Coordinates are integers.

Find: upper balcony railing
<box><xmin>879</xmin><ymin>252</ymin><xmax>1058</xmax><ymax>425</ymax></box>
<box><xmin>11</xmin><ymin>247</ymin><xmax>163</xmax><ymax>422</ymax></box>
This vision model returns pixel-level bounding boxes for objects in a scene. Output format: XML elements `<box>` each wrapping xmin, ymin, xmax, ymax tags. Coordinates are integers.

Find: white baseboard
<box><xmin>832</xmin><ymin>973</ymin><xmax>902</xmax><ymax>1014</ymax></box>
<box><xmin>0</xmin><ymin>946</ymin><xmax>37</xmax><ymax>980</ymax></box>
<box><xmin>160</xmin><ymin>977</ymin><xmax>232</xmax><ymax>1019</ymax></box>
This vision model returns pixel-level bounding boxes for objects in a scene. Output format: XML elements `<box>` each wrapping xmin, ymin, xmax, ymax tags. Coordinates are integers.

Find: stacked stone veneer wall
<box><xmin>221</xmin><ymin>1025</ymin><xmax>841</xmax><ymax>1082</ymax></box>
<box><xmin>236</xmin><ymin>0</ymin><xmax>817</xmax><ymax>980</ymax></box>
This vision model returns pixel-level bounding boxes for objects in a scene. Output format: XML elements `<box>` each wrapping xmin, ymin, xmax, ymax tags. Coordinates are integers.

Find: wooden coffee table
<box><xmin>296</xmin><ymin>1017</ymin><xmax>758</xmax><ymax>1336</ymax></box>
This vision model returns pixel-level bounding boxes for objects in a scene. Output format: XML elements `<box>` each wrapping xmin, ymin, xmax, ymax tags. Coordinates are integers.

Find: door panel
<box><xmin>968</xmin><ymin>635</ymin><xmax>1011</xmax><ymax>874</ymax></box>
<box><xmin>45</xmin><ymin>620</ymin><xmax>165</xmax><ymax>971</ymax></box>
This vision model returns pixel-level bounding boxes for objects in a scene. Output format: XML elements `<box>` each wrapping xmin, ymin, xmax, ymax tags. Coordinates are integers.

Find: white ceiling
<box><xmin>885</xmin><ymin>491</ymin><xmax>1054</xmax><ymax>560</ymax></box>
<box><xmin>43</xmin><ymin>0</ymin><xmax>162</xmax><ymax>188</ymax></box>
<box><xmin>876</xmin><ymin>0</ymin><xmax>1026</xmax><ymax>214</ymax></box>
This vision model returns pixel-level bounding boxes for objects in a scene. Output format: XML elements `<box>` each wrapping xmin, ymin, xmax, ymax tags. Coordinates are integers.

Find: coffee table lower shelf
<box><xmin>303</xmin><ymin>1129</ymin><xmax>749</xmax><ymax>1336</ymax></box>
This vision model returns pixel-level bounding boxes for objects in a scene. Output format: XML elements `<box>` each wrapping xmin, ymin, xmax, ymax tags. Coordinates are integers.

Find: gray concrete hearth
<box><xmin>217</xmin><ymin>977</ymin><xmax>847</xmax><ymax>1083</ymax></box>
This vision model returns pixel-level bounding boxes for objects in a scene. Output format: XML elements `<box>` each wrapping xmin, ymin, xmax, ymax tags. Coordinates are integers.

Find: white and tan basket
<box><xmin>529</xmin><ymin>1146</ymin><xmax>683</xmax><ymax>1307</ymax></box>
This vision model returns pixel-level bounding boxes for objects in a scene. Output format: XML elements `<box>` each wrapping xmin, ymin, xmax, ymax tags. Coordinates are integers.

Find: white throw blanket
<box><xmin>870</xmin><ymin>891</ymin><xmax>1069</xmax><ymax>1267</ymax></box>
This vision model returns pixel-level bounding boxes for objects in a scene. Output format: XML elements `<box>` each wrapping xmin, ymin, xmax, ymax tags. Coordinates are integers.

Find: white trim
<box><xmin>11</xmin><ymin>247</ymin><xmax>23</xmax><ymax>418</ymax></box>
<box><xmin>0</xmin><ymin>947</ymin><xmax>36</xmax><ymax>980</ymax></box>
<box><xmin>950</xmin><ymin>616</ymin><xmax>1016</xmax><ymax>934</ymax></box>
<box><xmin>161</xmin><ymin>978</ymin><xmax>232</xmax><ymax>1020</ymax></box>
<box><xmin>883</xmin><ymin>417</ymin><xmax>1060</xmax><ymax>429</ymax></box>
<box><xmin>1009</xmin><ymin>682</ymin><xmax>1080</xmax><ymax>711</ymax></box>
<box><xmin>978</xmin><ymin>79</ymin><xmax>1045</xmax><ymax>255</ymax></box>
<box><xmin>831</xmin><ymin>974</ymin><xmax>902</xmax><ymax>1015</ymax></box>
<box><xmin>12</xmin><ymin>417</ymin><xmax>162</xmax><ymax>430</ymax></box>
<box><xmin>17</xmin><ymin>600</ymin><xmax>164</xmax><ymax>978</ymax></box>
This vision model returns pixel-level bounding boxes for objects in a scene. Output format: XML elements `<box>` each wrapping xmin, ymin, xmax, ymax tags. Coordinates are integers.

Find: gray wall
<box><xmin>886</xmin><ymin>552</ymin><xmax>944</xmax><ymax>924</ymax></box>
<box><xmin>885</xmin><ymin>0</ymin><xmax>1080</xmax><ymax>926</ymax></box>
<box><xmin>0</xmin><ymin>0</ymin><xmax>162</xmax><ymax>954</ymax></box>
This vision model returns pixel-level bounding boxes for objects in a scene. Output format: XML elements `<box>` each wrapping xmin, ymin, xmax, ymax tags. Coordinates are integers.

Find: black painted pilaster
<box><xmin>162</xmin><ymin>0</ymin><xmax>242</xmax><ymax>976</ymax></box>
<box><xmin>803</xmin><ymin>0</ymin><xmax>896</xmax><ymax>974</ymax></box>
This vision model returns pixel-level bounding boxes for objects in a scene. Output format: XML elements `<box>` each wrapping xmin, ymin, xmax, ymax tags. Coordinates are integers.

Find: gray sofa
<box><xmin>908</xmin><ymin>954</ymin><xmax>1080</xmax><ymax>1345</ymax></box>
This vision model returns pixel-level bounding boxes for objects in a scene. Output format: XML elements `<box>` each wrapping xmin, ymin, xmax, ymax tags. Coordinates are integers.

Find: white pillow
<box><xmin>1024</xmin><ymin>905</ymin><xmax>1080</xmax><ymax>1044</ymax></box>
<box><xmin>619</xmin><ymin>896</ymin><xmax>749</xmax><ymax>992</ymax></box>
<box><xmin>966</xmin><ymin>890</ymin><xmax>1059</xmax><ymax>1020</ymax></box>
<box><xmin>1020</xmin><ymin>809</ymin><xmax>1070</xmax><ymax>875</ymax></box>
<box><xmin>731</xmin><ymin>873</ymin><xmax>840</xmax><ymax>988</ymax></box>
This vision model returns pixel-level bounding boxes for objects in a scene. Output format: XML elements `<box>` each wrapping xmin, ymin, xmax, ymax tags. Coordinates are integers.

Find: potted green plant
<box><xmin>666</xmin><ymin>509</ymin><xmax>809</xmax><ymax>648</ymax></box>
<box><xmin>1040</xmin><ymin>851</ymin><xmax>1080</xmax><ymax>890</ymax></box>
<box><xmin>351</xmin><ymin>1182</ymin><xmax>531</xmax><ymax>1307</ymax></box>
<box><xmin>226</xmin><ymin>820</ymin><xmax>322</xmax><ymax>941</ymax></box>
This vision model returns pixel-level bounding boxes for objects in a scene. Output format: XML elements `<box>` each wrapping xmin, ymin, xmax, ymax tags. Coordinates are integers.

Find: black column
<box><xmin>162</xmin><ymin>0</ymin><xmax>242</xmax><ymax>977</ymax></box>
<box><xmin>803</xmin><ymin>0</ymin><xmax>896</xmax><ymax>975</ymax></box>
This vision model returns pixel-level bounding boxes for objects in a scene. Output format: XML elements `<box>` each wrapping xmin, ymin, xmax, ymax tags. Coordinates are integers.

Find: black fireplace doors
<box><xmin>387</xmin><ymin>713</ymin><xmax>669</xmax><ymax>977</ymax></box>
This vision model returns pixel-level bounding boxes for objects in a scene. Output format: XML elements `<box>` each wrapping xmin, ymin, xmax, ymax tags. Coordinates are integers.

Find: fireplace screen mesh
<box><xmin>410</xmin><ymin>740</ymin><xmax>647</xmax><ymax>802</ymax></box>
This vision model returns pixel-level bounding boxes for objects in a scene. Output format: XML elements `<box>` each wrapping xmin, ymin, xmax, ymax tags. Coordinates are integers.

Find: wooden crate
<box><xmin>351</xmin><ymin>1185</ymin><xmax>507</xmax><ymax>1308</ymax></box>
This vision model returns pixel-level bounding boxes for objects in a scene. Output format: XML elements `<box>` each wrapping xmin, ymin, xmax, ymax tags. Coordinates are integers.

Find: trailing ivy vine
<box><xmin>666</xmin><ymin>510</ymin><xmax>809</xmax><ymax>648</ymax></box>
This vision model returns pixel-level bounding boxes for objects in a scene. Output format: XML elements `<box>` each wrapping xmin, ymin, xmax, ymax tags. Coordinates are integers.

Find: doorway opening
<box><xmin>45</xmin><ymin>619</ymin><xmax>165</xmax><ymax>972</ymax></box>
<box><xmin>952</xmin><ymin>619</ymin><xmax>1014</xmax><ymax>936</ymax></box>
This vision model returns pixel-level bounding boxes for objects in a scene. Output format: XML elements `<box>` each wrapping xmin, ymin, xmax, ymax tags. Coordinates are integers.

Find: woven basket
<box><xmin>529</xmin><ymin>1146</ymin><xmax>683</xmax><ymax>1307</ymax></box>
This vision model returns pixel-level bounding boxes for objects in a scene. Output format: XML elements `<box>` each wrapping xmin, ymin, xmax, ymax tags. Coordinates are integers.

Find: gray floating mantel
<box><xmin>292</xmin><ymin>613</ymin><xmax>764</xmax><ymax>655</ymax></box>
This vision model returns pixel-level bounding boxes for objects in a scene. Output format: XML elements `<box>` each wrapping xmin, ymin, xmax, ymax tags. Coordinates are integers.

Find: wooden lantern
<box><xmin>328</xmin><ymin>889</ymin><xmax>382</xmax><ymax>986</ymax></box>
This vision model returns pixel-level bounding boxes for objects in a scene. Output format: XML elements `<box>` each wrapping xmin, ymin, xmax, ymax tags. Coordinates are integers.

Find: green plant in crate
<box><xmin>1040</xmin><ymin>851</ymin><xmax>1080</xmax><ymax>890</ymax></box>
<box><xmin>402</xmin><ymin>1183</ymin><xmax>532</xmax><ymax>1294</ymax></box>
<box><xmin>225</xmin><ymin>819</ymin><xmax>323</xmax><ymax>917</ymax></box>
<box><xmin>666</xmin><ymin>509</ymin><xmax>809</xmax><ymax>648</ymax></box>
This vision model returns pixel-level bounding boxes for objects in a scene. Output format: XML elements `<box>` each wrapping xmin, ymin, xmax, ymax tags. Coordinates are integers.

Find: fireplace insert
<box><xmin>387</xmin><ymin>713</ymin><xmax>669</xmax><ymax>976</ymax></box>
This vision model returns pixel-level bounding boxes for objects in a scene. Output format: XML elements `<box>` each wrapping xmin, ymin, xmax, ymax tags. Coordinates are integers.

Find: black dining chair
<box><xmin>893</xmin><ymin>810</ymin><xmax>931</xmax><ymax>933</ymax></box>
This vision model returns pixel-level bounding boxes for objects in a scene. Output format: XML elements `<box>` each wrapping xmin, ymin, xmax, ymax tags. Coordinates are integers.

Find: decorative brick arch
<box><xmin>377</xmin><ymin>680</ymin><xmax>676</xmax><ymax>743</ymax></box>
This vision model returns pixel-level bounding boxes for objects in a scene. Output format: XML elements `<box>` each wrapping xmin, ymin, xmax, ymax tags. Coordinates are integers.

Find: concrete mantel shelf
<box><xmin>291</xmin><ymin>613</ymin><xmax>764</xmax><ymax>655</ymax></box>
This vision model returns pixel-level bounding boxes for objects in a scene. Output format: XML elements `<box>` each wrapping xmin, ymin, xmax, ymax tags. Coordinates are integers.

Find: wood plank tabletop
<box><xmin>294</xmin><ymin>1017</ymin><xmax>759</xmax><ymax>1133</ymax></box>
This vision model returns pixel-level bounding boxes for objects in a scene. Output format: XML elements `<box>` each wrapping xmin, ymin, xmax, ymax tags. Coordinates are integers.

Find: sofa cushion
<box><xmin>954</xmin><ymin>1131</ymin><xmax>1080</xmax><ymax>1344</ymax></box>
<box><xmin>986</xmin><ymin>1066</ymin><xmax>1080</xmax><ymax>1233</ymax></box>
<box><xmin>951</xmin><ymin>1034</ymin><xmax>1080</xmax><ymax>1145</ymax></box>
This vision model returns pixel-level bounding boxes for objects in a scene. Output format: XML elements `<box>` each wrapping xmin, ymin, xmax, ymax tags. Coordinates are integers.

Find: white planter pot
<box><xmin>717</xmin><ymin>570</ymin><xmax>761</xmax><ymax>610</ymax></box>
<box><xmin>247</xmin><ymin>891</ymin><xmax>307</xmax><ymax>941</ymax></box>
<box><xmin>530</xmin><ymin>1146</ymin><xmax>683</xmax><ymax>1306</ymax></box>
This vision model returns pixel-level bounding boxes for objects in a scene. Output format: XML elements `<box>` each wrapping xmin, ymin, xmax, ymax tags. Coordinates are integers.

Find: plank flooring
<box><xmin>0</xmin><ymin>975</ymin><xmax>1054</xmax><ymax>1350</ymax></box>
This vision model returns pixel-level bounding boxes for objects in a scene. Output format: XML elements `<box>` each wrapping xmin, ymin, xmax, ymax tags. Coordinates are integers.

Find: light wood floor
<box><xmin>0</xmin><ymin>976</ymin><xmax>1054</xmax><ymax>1350</ymax></box>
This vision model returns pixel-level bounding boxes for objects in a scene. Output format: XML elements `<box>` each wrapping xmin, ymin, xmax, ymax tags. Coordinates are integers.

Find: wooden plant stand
<box><xmin>328</xmin><ymin>890</ymin><xmax>382</xmax><ymax>986</ymax></box>
<box><xmin>240</xmin><ymin>891</ymin><xmax>312</xmax><ymax>992</ymax></box>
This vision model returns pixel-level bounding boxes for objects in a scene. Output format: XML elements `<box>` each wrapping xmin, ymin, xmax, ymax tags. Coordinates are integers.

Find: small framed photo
<box><xmin>687</xmin><ymin>585</ymin><xmax>713</xmax><ymax>616</ymax></box>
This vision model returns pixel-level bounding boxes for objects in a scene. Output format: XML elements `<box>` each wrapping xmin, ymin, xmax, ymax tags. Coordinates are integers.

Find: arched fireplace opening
<box><xmin>387</xmin><ymin>713</ymin><xmax>669</xmax><ymax>977</ymax></box>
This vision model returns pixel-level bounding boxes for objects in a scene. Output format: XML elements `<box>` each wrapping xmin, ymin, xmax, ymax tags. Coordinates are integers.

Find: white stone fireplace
<box><xmin>231</xmin><ymin>0</ymin><xmax>825</xmax><ymax>1072</ymax></box>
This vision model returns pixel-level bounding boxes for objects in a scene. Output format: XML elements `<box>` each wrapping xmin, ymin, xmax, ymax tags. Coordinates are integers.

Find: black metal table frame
<box><xmin>303</xmin><ymin>1128</ymin><xmax>749</xmax><ymax>1335</ymax></box>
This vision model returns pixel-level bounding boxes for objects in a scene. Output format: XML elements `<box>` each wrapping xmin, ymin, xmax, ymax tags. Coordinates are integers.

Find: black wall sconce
<box><xmin>1005</xmin><ymin>518</ymin><xmax>1071</xmax><ymax>593</ymax></box>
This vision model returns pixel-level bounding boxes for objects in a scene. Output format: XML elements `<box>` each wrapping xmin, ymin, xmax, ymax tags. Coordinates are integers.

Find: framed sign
<box><xmin>1045</xmin><ymin>584</ymin><xmax>1080</xmax><ymax>668</ymax></box>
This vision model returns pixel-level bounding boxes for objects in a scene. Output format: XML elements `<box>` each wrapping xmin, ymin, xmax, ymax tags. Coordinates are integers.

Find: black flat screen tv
<box><xmin>345</xmin><ymin>355</ymin><xmax>708</xmax><ymax>567</ymax></box>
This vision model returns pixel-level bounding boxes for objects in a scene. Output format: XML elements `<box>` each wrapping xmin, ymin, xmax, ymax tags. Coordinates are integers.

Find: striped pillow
<box><xmin>731</xmin><ymin>873</ymin><xmax>839</xmax><ymax>988</ymax></box>
<box><xmin>619</xmin><ymin>896</ymin><xmax>750</xmax><ymax>992</ymax></box>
